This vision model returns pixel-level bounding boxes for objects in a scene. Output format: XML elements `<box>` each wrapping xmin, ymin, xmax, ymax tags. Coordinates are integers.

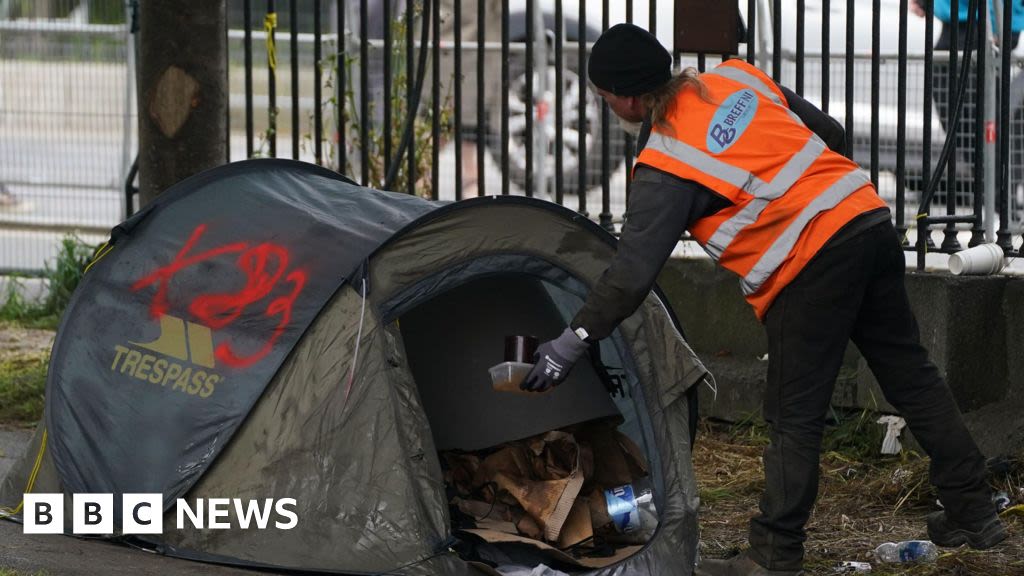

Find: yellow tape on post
<box><xmin>264</xmin><ymin>12</ymin><xmax>278</xmax><ymax>72</ymax></box>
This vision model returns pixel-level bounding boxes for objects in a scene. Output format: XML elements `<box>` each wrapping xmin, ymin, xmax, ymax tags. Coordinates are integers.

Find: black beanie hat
<box><xmin>588</xmin><ymin>23</ymin><xmax>672</xmax><ymax>96</ymax></box>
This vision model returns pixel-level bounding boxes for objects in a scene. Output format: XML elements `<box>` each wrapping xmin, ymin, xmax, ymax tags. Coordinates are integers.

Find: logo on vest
<box><xmin>706</xmin><ymin>89</ymin><xmax>758</xmax><ymax>154</ymax></box>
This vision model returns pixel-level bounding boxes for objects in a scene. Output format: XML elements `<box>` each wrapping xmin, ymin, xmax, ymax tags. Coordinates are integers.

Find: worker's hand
<box><xmin>520</xmin><ymin>327</ymin><xmax>590</xmax><ymax>392</ymax></box>
<box><xmin>910</xmin><ymin>0</ymin><xmax>926</xmax><ymax>17</ymax></box>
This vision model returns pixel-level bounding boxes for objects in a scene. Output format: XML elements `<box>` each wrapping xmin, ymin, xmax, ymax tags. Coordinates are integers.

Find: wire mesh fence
<box><xmin>0</xmin><ymin>1</ymin><xmax>133</xmax><ymax>275</ymax></box>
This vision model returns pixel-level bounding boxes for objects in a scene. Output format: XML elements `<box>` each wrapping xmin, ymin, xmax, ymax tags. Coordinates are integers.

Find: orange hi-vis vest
<box><xmin>635</xmin><ymin>59</ymin><xmax>887</xmax><ymax>320</ymax></box>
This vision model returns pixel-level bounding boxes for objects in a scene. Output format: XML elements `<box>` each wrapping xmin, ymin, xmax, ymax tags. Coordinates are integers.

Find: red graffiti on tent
<box><xmin>131</xmin><ymin>223</ymin><xmax>307</xmax><ymax>368</ymax></box>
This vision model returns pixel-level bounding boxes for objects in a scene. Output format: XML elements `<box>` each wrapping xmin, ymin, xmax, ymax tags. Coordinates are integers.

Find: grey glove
<box><xmin>520</xmin><ymin>327</ymin><xmax>590</xmax><ymax>392</ymax></box>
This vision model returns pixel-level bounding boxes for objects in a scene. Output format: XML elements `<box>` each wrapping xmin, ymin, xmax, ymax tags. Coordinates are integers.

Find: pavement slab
<box><xmin>0</xmin><ymin>427</ymin><xmax>32</xmax><ymax>481</ymax></box>
<box><xmin>1</xmin><ymin>428</ymin><xmax>276</xmax><ymax>575</ymax></box>
<box><xmin>0</xmin><ymin>521</ymin><xmax>279</xmax><ymax>575</ymax></box>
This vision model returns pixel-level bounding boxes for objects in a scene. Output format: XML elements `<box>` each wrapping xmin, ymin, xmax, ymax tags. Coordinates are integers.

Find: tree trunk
<box><xmin>137</xmin><ymin>0</ymin><xmax>227</xmax><ymax>207</ymax></box>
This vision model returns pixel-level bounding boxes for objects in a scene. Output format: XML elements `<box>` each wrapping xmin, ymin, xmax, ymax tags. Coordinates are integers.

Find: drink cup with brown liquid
<box><xmin>488</xmin><ymin>335</ymin><xmax>539</xmax><ymax>394</ymax></box>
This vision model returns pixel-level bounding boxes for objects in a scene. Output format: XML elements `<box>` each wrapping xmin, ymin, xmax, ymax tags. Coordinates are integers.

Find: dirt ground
<box><xmin>0</xmin><ymin>521</ymin><xmax>281</xmax><ymax>576</ymax></box>
<box><xmin>0</xmin><ymin>324</ymin><xmax>53</xmax><ymax>358</ymax></box>
<box><xmin>0</xmin><ymin>323</ymin><xmax>53</xmax><ymax>477</ymax></box>
<box><xmin>694</xmin><ymin>421</ymin><xmax>1024</xmax><ymax>575</ymax></box>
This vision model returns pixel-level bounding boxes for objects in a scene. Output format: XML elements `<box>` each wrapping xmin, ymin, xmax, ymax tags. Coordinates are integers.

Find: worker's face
<box><xmin>595</xmin><ymin>88</ymin><xmax>645</xmax><ymax>123</ymax></box>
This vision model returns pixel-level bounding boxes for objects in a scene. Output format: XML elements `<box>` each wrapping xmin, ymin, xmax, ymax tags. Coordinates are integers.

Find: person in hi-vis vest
<box><xmin>519</xmin><ymin>24</ymin><xmax>1006</xmax><ymax>576</ymax></box>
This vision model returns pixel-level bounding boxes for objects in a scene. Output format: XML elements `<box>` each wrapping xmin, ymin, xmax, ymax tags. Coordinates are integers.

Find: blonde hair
<box><xmin>640</xmin><ymin>67</ymin><xmax>712</xmax><ymax>128</ymax></box>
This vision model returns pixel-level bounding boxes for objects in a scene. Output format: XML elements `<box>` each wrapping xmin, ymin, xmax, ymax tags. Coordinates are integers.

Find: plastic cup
<box><xmin>488</xmin><ymin>361</ymin><xmax>536</xmax><ymax>394</ymax></box>
<box><xmin>948</xmin><ymin>243</ymin><xmax>1005</xmax><ymax>276</ymax></box>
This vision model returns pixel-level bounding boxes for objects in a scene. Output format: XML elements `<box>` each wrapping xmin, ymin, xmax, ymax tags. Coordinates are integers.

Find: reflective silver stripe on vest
<box><xmin>645</xmin><ymin>132</ymin><xmax>767</xmax><ymax>193</ymax></box>
<box><xmin>704</xmin><ymin>137</ymin><xmax>828</xmax><ymax>259</ymax></box>
<box><xmin>707</xmin><ymin>64</ymin><xmax>807</xmax><ymax>125</ymax></box>
<box><xmin>707</xmin><ymin>65</ymin><xmax>784</xmax><ymax>106</ymax></box>
<box><xmin>739</xmin><ymin>169</ymin><xmax>873</xmax><ymax>295</ymax></box>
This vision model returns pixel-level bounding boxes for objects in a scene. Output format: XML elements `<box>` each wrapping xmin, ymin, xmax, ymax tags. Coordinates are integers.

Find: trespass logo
<box><xmin>111</xmin><ymin>314</ymin><xmax>223</xmax><ymax>399</ymax></box>
<box><xmin>706</xmin><ymin>89</ymin><xmax>758</xmax><ymax>154</ymax></box>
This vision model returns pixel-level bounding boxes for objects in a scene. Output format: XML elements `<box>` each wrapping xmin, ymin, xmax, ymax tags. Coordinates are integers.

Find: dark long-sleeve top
<box><xmin>571</xmin><ymin>84</ymin><xmax>884</xmax><ymax>340</ymax></box>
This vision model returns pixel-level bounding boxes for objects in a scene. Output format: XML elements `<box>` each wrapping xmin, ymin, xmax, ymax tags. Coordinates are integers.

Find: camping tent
<box><xmin>0</xmin><ymin>159</ymin><xmax>708</xmax><ymax>575</ymax></box>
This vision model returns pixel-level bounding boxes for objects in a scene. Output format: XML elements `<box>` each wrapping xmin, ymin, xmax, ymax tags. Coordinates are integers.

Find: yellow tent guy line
<box><xmin>0</xmin><ymin>428</ymin><xmax>48</xmax><ymax>518</ymax></box>
<box><xmin>84</xmin><ymin>242</ymin><xmax>114</xmax><ymax>274</ymax></box>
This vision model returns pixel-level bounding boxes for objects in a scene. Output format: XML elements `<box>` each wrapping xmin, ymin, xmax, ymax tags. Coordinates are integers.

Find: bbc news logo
<box><xmin>23</xmin><ymin>494</ymin><xmax>298</xmax><ymax>534</ymax></box>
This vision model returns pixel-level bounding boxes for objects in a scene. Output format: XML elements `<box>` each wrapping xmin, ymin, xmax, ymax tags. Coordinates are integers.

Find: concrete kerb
<box><xmin>658</xmin><ymin>251</ymin><xmax>1024</xmax><ymax>456</ymax></box>
<box><xmin>959</xmin><ymin>280</ymin><xmax>1024</xmax><ymax>457</ymax></box>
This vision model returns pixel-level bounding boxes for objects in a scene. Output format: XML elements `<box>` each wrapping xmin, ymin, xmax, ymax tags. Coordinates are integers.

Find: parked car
<box><xmin>348</xmin><ymin>0</ymin><xmax>648</xmax><ymax>195</ymax></box>
<box><xmin>754</xmin><ymin>0</ymin><xmax>1015</xmax><ymax>206</ymax></box>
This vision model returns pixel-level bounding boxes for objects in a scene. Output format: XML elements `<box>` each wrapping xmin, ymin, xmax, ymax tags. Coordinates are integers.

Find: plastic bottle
<box><xmin>873</xmin><ymin>540</ymin><xmax>938</xmax><ymax>563</ymax></box>
<box><xmin>602</xmin><ymin>478</ymin><xmax>658</xmax><ymax>543</ymax></box>
<box><xmin>993</xmin><ymin>491</ymin><xmax>1010</xmax><ymax>512</ymax></box>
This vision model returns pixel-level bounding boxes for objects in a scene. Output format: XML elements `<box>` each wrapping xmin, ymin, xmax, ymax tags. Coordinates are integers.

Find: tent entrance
<box><xmin>398</xmin><ymin>274</ymin><xmax>623</xmax><ymax>451</ymax></box>
<box><xmin>398</xmin><ymin>274</ymin><xmax>659</xmax><ymax>572</ymax></box>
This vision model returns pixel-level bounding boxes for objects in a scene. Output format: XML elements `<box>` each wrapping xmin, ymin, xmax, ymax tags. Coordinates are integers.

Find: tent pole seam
<box><xmin>343</xmin><ymin>277</ymin><xmax>368</xmax><ymax>405</ymax></box>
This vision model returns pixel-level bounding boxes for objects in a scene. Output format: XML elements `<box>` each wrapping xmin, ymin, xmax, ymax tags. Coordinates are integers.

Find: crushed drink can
<box><xmin>835</xmin><ymin>561</ymin><xmax>872</xmax><ymax>573</ymax></box>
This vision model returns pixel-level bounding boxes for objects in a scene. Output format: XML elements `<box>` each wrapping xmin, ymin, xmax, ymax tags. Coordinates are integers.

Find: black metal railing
<box><xmin>229</xmin><ymin>0</ymin><xmax>1024</xmax><ymax>263</ymax></box>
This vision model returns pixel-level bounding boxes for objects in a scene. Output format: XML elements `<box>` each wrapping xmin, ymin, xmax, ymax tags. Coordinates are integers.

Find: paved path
<box><xmin>0</xmin><ymin>427</ymin><xmax>32</xmax><ymax>481</ymax></box>
<box><xmin>0</xmin><ymin>521</ymin><xmax>278</xmax><ymax>576</ymax></box>
<box><xmin>1</xmin><ymin>428</ymin><xmax>275</xmax><ymax>575</ymax></box>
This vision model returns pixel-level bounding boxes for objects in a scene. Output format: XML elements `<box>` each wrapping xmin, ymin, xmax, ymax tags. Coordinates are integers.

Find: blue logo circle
<box><xmin>706</xmin><ymin>89</ymin><xmax>759</xmax><ymax>154</ymax></box>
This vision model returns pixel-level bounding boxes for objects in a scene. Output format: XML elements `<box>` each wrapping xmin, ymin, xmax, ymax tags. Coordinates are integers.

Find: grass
<box><xmin>0</xmin><ymin>235</ymin><xmax>96</xmax><ymax>330</ymax></box>
<box><xmin>822</xmin><ymin>407</ymin><xmax>889</xmax><ymax>462</ymax></box>
<box><xmin>0</xmin><ymin>290</ymin><xmax>59</xmax><ymax>331</ymax></box>
<box><xmin>695</xmin><ymin>417</ymin><xmax>1024</xmax><ymax>575</ymax></box>
<box><xmin>0</xmin><ymin>570</ymin><xmax>49</xmax><ymax>576</ymax></box>
<box><xmin>0</xmin><ymin>235</ymin><xmax>89</xmax><ymax>425</ymax></box>
<box><xmin>725</xmin><ymin>407</ymin><xmax>892</xmax><ymax>463</ymax></box>
<box><xmin>0</xmin><ymin>352</ymin><xmax>48</xmax><ymax>426</ymax></box>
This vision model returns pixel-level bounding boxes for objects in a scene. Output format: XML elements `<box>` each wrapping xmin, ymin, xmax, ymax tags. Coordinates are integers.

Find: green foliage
<box><xmin>822</xmin><ymin>407</ymin><xmax>889</xmax><ymax>462</ymax></box>
<box><xmin>0</xmin><ymin>287</ymin><xmax>36</xmax><ymax>325</ymax></box>
<box><xmin>0</xmin><ymin>353</ymin><xmax>48</xmax><ymax>425</ymax></box>
<box><xmin>247</xmin><ymin>2</ymin><xmax>453</xmax><ymax>197</ymax></box>
<box><xmin>727</xmin><ymin>411</ymin><xmax>771</xmax><ymax>447</ymax></box>
<box><xmin>88</xmin><ymin>0</ymin><xmax>128</xmax><ymax>24</ymax></box>
<box><xmin>0</xmin><ymin>235</ymin><xmax>97</xmax><ymax>329</ymax></box>
<box><xmin>42</xmin><ymin>235</ymin><xmax>96</xmax><ymax>316</ymax></box>
<box><xmin>727</xmin><ymin>407</ymin><xmax>892</xmax><ymax>462</ymax></box>
<box><xmin>314</xmin><ymin>2</ymin><xmax>453</xmax><ymax>197</ymax></box>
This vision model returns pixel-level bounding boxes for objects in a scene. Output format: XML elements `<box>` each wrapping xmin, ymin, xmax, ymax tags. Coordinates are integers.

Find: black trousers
<box><xmin>746</xmin><ymin>221</ymin><xmax>995</xmax><ymax>571</ymax></box>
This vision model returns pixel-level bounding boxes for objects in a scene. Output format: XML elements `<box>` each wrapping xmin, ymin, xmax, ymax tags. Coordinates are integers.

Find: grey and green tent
<box><xmin>0</xmin><ymin>159</ymin><xmax>708</xmax><ymax>575</ymax></box>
